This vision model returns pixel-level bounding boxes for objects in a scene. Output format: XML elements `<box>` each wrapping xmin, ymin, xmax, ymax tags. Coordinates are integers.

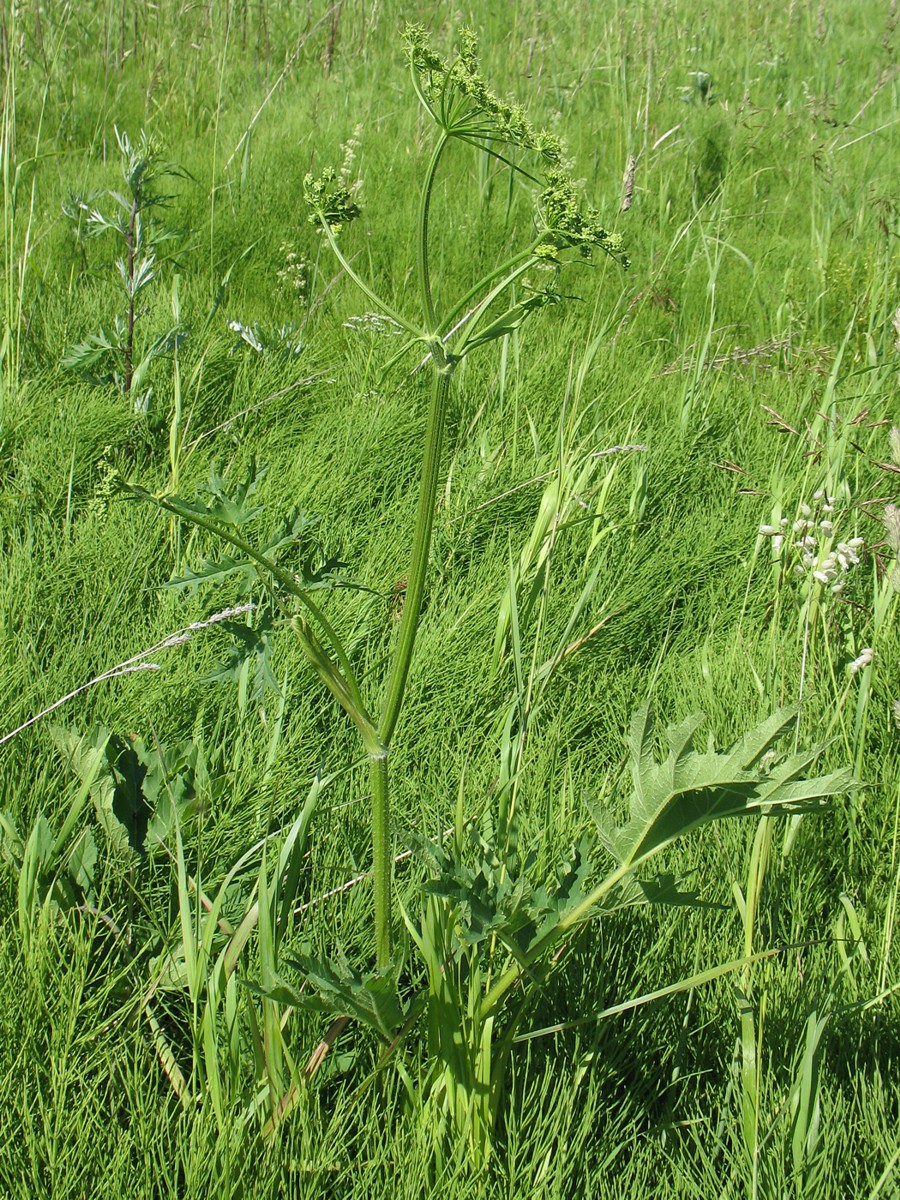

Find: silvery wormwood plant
<box><xmin>62</xmin><ymin>128</ymin><xmax>188</xmax><ymax>408</ymax></box>
<box><xmin>129</xmin><ymin>27</ymin><xmax>853</xmax><ymax>1159</ymax></box>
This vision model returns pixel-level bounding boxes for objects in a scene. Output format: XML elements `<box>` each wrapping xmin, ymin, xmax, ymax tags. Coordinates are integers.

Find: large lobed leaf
<box><xmin>592</xmin><ymin>705</ymin><xmax>855</xmax><ymax>875</ymax></box>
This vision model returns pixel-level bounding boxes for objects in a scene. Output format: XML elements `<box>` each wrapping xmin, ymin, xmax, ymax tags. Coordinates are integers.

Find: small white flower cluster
<box><xmin>343</xmin><ymin>312</ymin><xmax>404</xmax><ymax>337</ymax></box>
<box><xmin>276</xmin><ymin>243</ymin><xmax>310</xmax><ymax>299</ymax></box>
<box><xmin>759</xmin><ymin>491</ymin><xmax>864</xmax><ymax>595</ymax></box>
<box><xmin>339</xmin><ymin>124</ymin><xmax>364</xmax><ymax>185</ymax></box>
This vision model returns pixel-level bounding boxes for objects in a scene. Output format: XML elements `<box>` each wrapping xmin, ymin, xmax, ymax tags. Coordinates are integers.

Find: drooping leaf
<box><xmin>60</xmin><ymin>326</ymin><xmax>122</xmax><ymax>377</ymax></box>
<box><xmin>202</xmin><ymin>609</ymin><xmax>281</xmax><ymax>702</ymax></box>
<box><xmin>463</xmin><ymin>288</ymin><xmax>563</xmax><ymax>354</ymax></box>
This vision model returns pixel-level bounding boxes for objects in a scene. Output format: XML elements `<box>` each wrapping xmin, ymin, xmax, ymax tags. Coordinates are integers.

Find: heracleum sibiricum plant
<box><xmin>140</xmin><ymin>23</ymin><xmax>628</xmax><ymax>974</ymax></box>
<box><xmin>130</xmin><ymin>26</ymin><xmax>854</xmax><ymax>1160</ymax></box>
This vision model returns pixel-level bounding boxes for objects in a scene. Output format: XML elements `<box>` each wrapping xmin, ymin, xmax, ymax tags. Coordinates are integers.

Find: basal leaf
<box><xmin>66</xmin><ymin>828</ymin><xmax>99</xmax><ymax>897</ymax></box>
<box><xmin>50</xmin><ymin>725</ymin><xmax>143</xmax><ymax>860</ymax></box>
<box><xmin>51</xmin><ymin>725</ymin><xmax>204</xmax><ymax>860</ymax></box>
<box><xmin>531</xmin><ymin>835</ymin><xmax>594</xmax><ymax>940</ymax></box>
<box><xmin>590</xmin><ymin>707</ymin><xmax>855</xmax><ymax>879</ymax></box>
<box><xmin>275</xmin><ymin>953</ymin><xmax>406</xmax><ymax>1039</ymax></box>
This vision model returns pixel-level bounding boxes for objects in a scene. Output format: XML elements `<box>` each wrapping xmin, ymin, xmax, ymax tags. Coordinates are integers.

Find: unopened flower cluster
<box><xmin>403</xmin><ymin>25</ymin><xmax>628</xmax><ymax>269</ymax></box>
<box><xmin>537</xmin><ymin>169</ymin><xmax>628</xmax><ymax>264</ymax></box>
<box><xmin>403</xmin><ymin>25</ymin><xmax>562</xmax><ymax>163</ymax></box>
<box><xmin>759</xmin><ymin>490</ymin><xmax>864</xmax><ymax>595</ymax></box>
<box><xmin>303</xmin><ymin>169</ymin><xmax>361</xmax><ymax>235</ymax></box>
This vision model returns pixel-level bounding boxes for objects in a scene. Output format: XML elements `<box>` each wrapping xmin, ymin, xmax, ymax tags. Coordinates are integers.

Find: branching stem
<box><xmin>313</xmin><ymin>212</ymin><xmax>421</xmax><ymax>340</ymax></box>
<box><xmin>144</xmin><ymin>492</ymin><xmax>372</xmax><ymax>732</ymax></box>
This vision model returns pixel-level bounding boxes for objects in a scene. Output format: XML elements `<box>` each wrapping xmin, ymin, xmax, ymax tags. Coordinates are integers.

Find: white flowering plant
<box><xmin>759</xmin><ymin>489</ymin><xmax>865</xmax><ymax>597</ymax></box>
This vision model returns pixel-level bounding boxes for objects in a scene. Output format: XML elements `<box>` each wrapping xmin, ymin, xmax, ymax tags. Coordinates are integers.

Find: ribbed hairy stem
<box><xmin>368</xmin><ymin>364</ymin><xmax>452</xmax><ymax>967</ymax></box>
<box><xmin>363</xmin><ymin>131</ymin><xmax>453</xmax><ymax>966</ymax></box>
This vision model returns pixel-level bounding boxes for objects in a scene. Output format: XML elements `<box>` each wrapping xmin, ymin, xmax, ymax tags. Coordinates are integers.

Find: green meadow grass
<box><xmin>1</xmin><ymin>1</ymin><xmax>899</xmax><ymax>1195</ymax></box>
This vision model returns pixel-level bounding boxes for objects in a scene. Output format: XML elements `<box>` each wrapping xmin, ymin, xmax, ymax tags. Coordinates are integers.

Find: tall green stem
<box><xmin>362</xmin><ymin>134</ymin><xmax>451</xmax><ymax>968</ymax></box>
<box><xmin>417</xmin><ymin>132</ymin><xmax>449</xmax><ymax>332</ymax></box>
<box><xmin>369</xmin><ymin>751</ymin><xmax>391</xmax><ymax>968</ymax></box>
<box><xmin>370</xmin><ymin>364</ymin><xmax>452</xmax><ymax>967</ymax></box>
<box><xmin>379</xmin><ymin>365</ymin><xmax>452</xmax><ymax>745</ymax></box>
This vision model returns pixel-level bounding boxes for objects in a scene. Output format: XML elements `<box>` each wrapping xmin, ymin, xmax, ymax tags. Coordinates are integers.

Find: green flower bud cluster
<box><xmin>403</xmin><ymin>24</ymin><xmax>562</xmax><ymax>163</ymax></box>
<box><xmin>403</xmin><ymin>25</ymin><xmax>626</xmax><ymax>271</ymax></box>
<box><xmin>537</xmin><ymin>169</ymin><xmax>629</xmax><ymax>266</ymax></box>
<box><xmin>303</xmin><ymin>168</ymin><xmax>361</xmax><ymax>235</ymax></box>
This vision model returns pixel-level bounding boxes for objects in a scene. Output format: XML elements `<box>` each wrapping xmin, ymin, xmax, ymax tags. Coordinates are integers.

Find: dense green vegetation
<box><xmin>1</xmin><ymin>1</ymin><xmax>899</xmax><ymax>1196</ymax></box>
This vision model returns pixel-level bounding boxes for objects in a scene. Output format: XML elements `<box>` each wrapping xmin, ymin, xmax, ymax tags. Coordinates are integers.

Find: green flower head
<box><xmin>402</xmin><ymin>26</ymin><xmax>626</xmax><ymax>271</ymax></box>
<box><xmin>537</xmin><ymin>170</ymin><xmax>629</xmax><ymax>266</ymax></box>
<box><xmin>403</xmin><ymin>24</ymin><xmax>562</xmax><ymax>163</ymax></box>
<box><xmin>303</xmin><ymin>169</ymin><xmax>361</xmax><ymax>235</ymax></box>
